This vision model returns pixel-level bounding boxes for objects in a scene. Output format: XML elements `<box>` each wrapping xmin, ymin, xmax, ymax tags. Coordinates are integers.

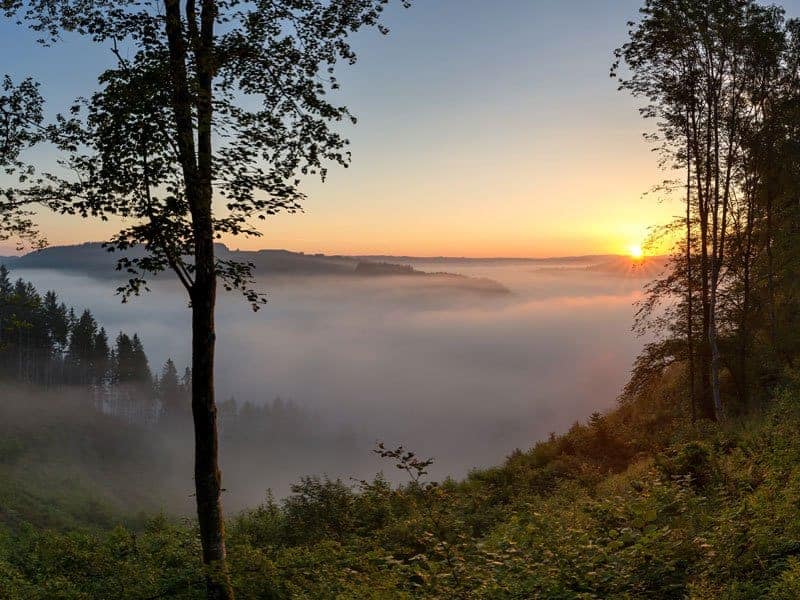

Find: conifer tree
<box><xmin>92</xmin><ymin>328</ymin><xmax>111</xmax><ymax>385</ymax></box>
<box><xmin>66</xmin><ymin>310</ymin><xmax>99</xmax><ymax>385</ymax></box>
<box><xmin>159</xmin><ymin>357</ymin><xmax>185</xmax><ymax>421</ymax></box>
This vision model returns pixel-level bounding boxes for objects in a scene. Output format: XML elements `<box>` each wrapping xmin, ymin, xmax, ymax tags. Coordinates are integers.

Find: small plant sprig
<box><xmin>374</xmin><ymin>442</ymin><xmax>466</xmax><ymax>596</ymax></box>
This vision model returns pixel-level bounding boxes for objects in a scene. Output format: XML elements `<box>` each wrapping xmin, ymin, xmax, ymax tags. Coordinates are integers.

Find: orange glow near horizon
<box><xmin>2</xmin><ymin>131</ymin><xmax>679</xmax><ymax>259</ymax></box>
<box><xmin>0</xmin><ymin>209</ymin><xmax>678</xmax><ymax>259</ymax></box>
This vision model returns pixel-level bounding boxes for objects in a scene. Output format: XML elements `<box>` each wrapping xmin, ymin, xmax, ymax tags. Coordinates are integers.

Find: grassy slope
<box><xmin>0</xmin><ymin>385</ymin><xmax>177</xmax><ymax>531</ymax></box>
<box><xmin>3</xmin><ymin>373</ymin><xmax>800</xmax><ymax>598</ymax></box>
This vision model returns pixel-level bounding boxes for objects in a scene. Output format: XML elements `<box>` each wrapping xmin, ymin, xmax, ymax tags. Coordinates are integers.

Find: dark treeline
<box><xmin>0</xmin><ymin>265</ymin><xmax>325</xmax><ymax>437</ymax></box>
<box><xmin>615</xmin><ymin>0</ymin><xmax>800</xmax><ymax>421</ymax></box>
<box><xmin>0</xmin><ymin>265</ymin><xmax>151</xmax><ymax>390</ymax></box>
<box><xmin>0</xmin><ymin>264</ymin><xmax>187</xmax><ymax>424</ymax></box>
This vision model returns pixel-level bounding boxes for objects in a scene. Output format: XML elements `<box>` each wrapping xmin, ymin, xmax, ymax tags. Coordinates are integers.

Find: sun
<box><xmin>629</xmin><ymin>244</ymin><xmax>644</xmax><ymax>260</ymax></box>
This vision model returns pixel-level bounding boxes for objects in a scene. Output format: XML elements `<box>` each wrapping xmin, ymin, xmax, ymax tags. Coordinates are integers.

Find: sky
<box><xmin>4</xmin><ymin>0</ymin><xmax>800</xmax><ymax>257</ymax></box>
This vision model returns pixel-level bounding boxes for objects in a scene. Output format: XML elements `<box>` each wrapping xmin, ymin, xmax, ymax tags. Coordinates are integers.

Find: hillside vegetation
<box><xmin>3</xmin><ymin>364</ymin><xmax>800</xmax><ymax>599</ymax></box>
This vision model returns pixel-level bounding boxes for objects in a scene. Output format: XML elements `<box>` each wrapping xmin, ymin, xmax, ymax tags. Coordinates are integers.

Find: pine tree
<box><xmin>92</xmin><ymin>328</ymin><xmax>110</xmax><ymax>385</ymax></box>
<box><xmin>66</xmin><ymin>310</ymin><xmax>99</xmax><ymax>385</ymax></box>
<box><xmin>130</xmin><ymin>334</ymin><xmax>152</xmax><ymax>383</ymax></box>
<box><xmin>112</xmin><ymin>333</ymin><xmax>134</xmax><ymax>384</ymax></box>
<box><xmin>159</xmin><ymin>358</ymin><xmax>185</xmax><ymax>421</ymax></box>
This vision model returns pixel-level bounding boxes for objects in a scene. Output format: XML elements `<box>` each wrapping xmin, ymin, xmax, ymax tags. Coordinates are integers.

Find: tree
<box><xmin>5</xmin><ymin>1</ymin><xmax>411</xmax><ymax>596</ymax></box>
<box><xmin>112</xmin><ymin>332</ymin><xmax>151</xmax><ymax>384</ymax></box>
<box><xmin>42</xmin><ymin>292</ymin><xmax>63</xmax><ymax>339</ymax></box>
<box><xmin>92</xmin><ymin>327</ymin><xmax>111</xmax><ymax>385</ymax></box>
<box><xmin>66</xmin><ymin>309</ymin><xmax>99</xmax><ymax>385</ymax></box>
<box><xmin>614</xmin><ymin>0</ymin><xmax>787</xmax><ymax>420</ymax></box>
<box><xmin>0</xmin><ymin>76</ymin><xmax>46</xmax><ymax>251</ymax></box>
<box><xmin>0</xmin><ymin>79</ymin><xmax>46</xmax><ymax>373</ymax></box>
<box><xmin>159</xmin><ymin>357</ymin><xmax>186</xmax><ymax>422</ymax></box>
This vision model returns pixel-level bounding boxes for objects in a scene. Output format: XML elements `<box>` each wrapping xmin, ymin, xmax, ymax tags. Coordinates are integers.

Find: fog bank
<box><xmin>14</xmin><ymin>259</ymin><xmax>651</xmax><ymax>504</ymax></box>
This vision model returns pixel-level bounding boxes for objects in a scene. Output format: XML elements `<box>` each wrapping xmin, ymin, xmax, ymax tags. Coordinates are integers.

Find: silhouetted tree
<box><xmin>615</xmin><ymin>0</ymin><xmax>794</xmax><ymax>420</ymax></box>
<box><xmin>159</xmin><ymin>357</ymin><xmax>186</xmax><ymax>421</ymax></box>
<box><xmin>112</xmin><ymin>332</ymin><xmax>151</xmax><ymax>385</ymax></box>
<box><xmin>66</xmin><ymin>310</ymin><xmax>99</xmax><ymax>385</ymax></box>
<box><xmin>92</xmin><ymin>328</ymin><xmax>111</xmax><ymax>385</ymax></box>
<box><xmin>5</xmin><ymin>2</ymin><xmax>411</xmax><ymax>594</ymax></box>
<box><xmin>0</xmin><ymin>76</ymin><xmax>45</xmax><ymax>250</ymax></box>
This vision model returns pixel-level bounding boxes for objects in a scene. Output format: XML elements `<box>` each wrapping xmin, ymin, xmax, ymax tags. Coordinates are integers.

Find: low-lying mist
<box><xmin>12</xmin><ymin>259</ymin><xmax>651</xmax><ymax>511</ymax></box>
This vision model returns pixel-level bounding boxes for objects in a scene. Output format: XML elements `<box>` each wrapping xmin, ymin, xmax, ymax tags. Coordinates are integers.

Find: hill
<box><xmin>0</xmin><ymin>243</ymin><xmax>512</xmax><ymax>295</ymax></box>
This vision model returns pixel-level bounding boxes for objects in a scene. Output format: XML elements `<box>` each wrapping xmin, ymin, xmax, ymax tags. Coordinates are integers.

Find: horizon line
<box><xmin>1</xmin><ymin>240</ymin><xmax>667</xmax><ymax>263</ymax></box>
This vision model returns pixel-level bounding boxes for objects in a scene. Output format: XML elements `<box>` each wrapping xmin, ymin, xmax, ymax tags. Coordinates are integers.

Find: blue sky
<box><xmin>4</xmin><ymin>0</ymin><xmax>800</xmax><ymax>256</ymax></box>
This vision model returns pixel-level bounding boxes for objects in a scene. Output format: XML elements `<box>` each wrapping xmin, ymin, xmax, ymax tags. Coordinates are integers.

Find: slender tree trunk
<box><xmin>191</xmin><ymin>227</ymin><xmax>232</xmax><ymax>600</ymax></box>
<box><xmin>698</xmin><ymin>174</ymin><xmax>713</xmax><ymax>421</ymax></box>
<box><xmin>710</xmin><ymin>59</ymin><xmax>739</xmax><ymax>421</ymax></box>
<box><xmin>690</xmin><ymin>107</ymin><xmax>714</xmax><ymax>420</ymax></box>
<box><xmin>685</xmin><ymin>119</ymin><xmax>696</xmax><ymax>422</ymax></box>
<box><xmin>766</xmin><ymin>188</ymin><xmax>777</xmax><ymax>355</ymax></box>
<box><xmin>709</xmin><ymin>91</ymin><xmax>721</xmax><ymax>421</ymax></box>
<box><xmin>738</xmin><ymin>176</ymin><xmax>755</xmax><ymax>409</ymax></box>
<box><xmin>163</xmin><ymin>1</ymin><xmax>233</xmax><ymax>597</ymax></box>
<box><xmin>703</xmin><ymin>55</ymin><xmax>716</xmax><ymax>421</ymax></box>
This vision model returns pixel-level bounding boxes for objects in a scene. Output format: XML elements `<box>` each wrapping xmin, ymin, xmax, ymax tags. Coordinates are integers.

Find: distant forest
<box><xmin>0</xmin><ymin>266</ymin><xmax>368</xmax><ymax>510</ymax></box>
<box><xmin>0</xmin><ymin>264</ymin><xmax>186</xmax><ymax>420</ymax></box>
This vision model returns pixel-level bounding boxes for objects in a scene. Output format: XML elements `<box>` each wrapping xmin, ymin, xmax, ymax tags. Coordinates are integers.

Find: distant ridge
<box><xmin>0</xmin><ymin>243</ymin><xmax>513</xmax><ymax>295</ymax></box>
<box><xmin>1</xmin><ymin>242</ymin><xmax>636</xmax><ymax>268</ymax></box>
<box><xmin>0</xmin><ymin>243</ymin><xmax>662</xmax><ymax>290</ymax></box>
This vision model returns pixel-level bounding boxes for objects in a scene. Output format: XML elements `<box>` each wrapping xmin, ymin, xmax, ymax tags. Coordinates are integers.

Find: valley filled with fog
<box><xmin>13</xmin><ymin>257</ymin><xmax>654</xmax><ymax>509</ymax></box>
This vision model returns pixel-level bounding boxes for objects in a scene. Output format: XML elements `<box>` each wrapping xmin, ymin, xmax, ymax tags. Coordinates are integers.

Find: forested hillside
<box><xmin>4</xmin><ymin>355</ymin><xmax>800</xmax><ymax>597</ymax></box>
